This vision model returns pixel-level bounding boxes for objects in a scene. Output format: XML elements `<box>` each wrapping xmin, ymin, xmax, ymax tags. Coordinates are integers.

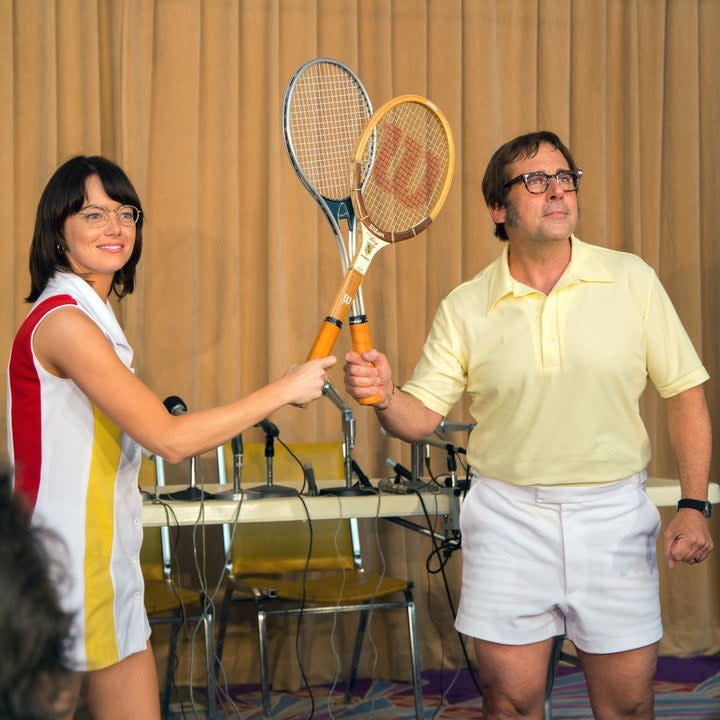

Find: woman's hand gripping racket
<box><xmin>282</xmin><ymin>58</ymin><xmax>377</xmax><ymax>383</ymax></box>
<box><xmin>307</xmin><ymin>94</ymin><xmax>456</xmax><ymax>394</ymax></box>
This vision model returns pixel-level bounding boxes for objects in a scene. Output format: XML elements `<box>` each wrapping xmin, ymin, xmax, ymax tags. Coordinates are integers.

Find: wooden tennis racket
<box><xmin>307</xmin><ymin>94</ymin><xmax>455</xmax><ymax>367</ymax></box>
<box><xmin>283</xmin><ymin>58</ymin><xmax>376</xmax><ymax>357</ymax></box>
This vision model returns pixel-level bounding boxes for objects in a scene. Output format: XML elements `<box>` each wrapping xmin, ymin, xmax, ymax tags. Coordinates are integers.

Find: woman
<box><xmin>6</xmin><ymin>155</ymin><xmax>336</xmax><ymax>719</ymax></box>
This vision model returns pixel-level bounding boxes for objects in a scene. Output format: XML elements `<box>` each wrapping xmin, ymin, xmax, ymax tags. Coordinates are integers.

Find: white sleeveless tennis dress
<box><xmin>7</xmin><ymin>272</ymin><xmax>150</xmax><ymax>671</ymax></box>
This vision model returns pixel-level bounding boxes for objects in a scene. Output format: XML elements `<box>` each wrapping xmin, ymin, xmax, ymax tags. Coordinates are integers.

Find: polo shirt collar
<box><xmin>486</xmin><ymin>235</ymin><xmax>614</xmax><ymax>313</ymax></box>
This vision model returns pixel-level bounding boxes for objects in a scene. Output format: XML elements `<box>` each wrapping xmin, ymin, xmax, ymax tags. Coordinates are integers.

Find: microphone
<box><xmin>304</xmin><ymin>464</ymin><xmax>319</xmax><ymax>496</ymax></box>
<box><xmin>351</xmin><ymin>459</ymin><xmax>372</xmax><ymax>488</ymax></box>
<box><xmin>245</xmin><ymin>420</ymin><xmax>297</xmax><ymax>497</ymax></box>
<box><xmin>231</xmin><ymin>434</ymin><xmax>244</xmax><ymax>459</ymax></box>
<box><xmin>158</xmin><ymin>395</ymin><xmax>210</xmax><ymax>501</ymax></box>
<box><xmin>385</xmin><ymin>458</ymin><xmax>413</xmax><ymax>483</ymax></box>
<box><xmin>421</xmin><ymin>436</ymin><xmax>467</xmax><ymax>455</ymax></box>
<box><xmin>163</xmin><ymin>395</ymin><xmax>187</xmax><ymax>415</ymax></box>
<box><xmin>256</xmin><ymin>419</ymin><xmax>280</xmax><ymax>437</ymax></box>
<box><xmin>231</xmin><ymin>434</ymin><xmax>243</xmax><ymax>492</ymax></box>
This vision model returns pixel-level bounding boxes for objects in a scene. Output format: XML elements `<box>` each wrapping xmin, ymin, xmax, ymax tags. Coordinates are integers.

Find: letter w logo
<box><xmin>373</xmin><ymin>123</ymin><xmax>440</xmax><ymax>211</ymax></box>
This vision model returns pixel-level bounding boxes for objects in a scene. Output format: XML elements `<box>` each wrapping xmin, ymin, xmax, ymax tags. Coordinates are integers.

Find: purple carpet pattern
<box><xmin>181</xmin><ymin>655</ymin><xmax>720</xmax><ymax>719</ymax></box>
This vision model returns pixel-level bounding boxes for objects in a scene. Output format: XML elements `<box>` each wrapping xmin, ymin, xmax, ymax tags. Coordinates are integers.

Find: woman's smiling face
<box><xmin>61</xmin><ymin>174</ymin><xmax>137</xmax><ymax>297</ymax></box>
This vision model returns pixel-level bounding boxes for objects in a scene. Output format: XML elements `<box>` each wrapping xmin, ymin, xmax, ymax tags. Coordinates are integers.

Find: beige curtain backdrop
<box><xmin>2</xmin><ymin>0</ymin><xmax>719</xmax><ymax>687</ymax></box>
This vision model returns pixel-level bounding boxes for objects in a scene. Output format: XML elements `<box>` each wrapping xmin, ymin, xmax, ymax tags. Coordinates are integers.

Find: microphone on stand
<box><xmin>386</xmin><ymin>458</ymin><xmax>414</xmax><ymax>483</ymax></box>
<box><xmin>246</xmin><ymin>419</ymin><xmax>298</xmax><ymax>497</ymax></box>
<box><xmin>350</xmin><ymin>459</ymin><xmax>373</xmax><ymax>488</ymax></box>
<box><xmin>444</xmin><ymin>445</ymin><xmax>459</xmax><ymax>488</ymax></box>
<box><xmin>158</xmin><ymin>395</ymin><xmax>215</xmax><ymax>501</ymax></box>
<box><xmin>256</xmin><ymin>419</ymin><xmax>280</xmax><ymax>437</ymax></box>
<box><xmin>320</xmin><ymin>381</ymin><xmax>374</xmax><ymax>495</ymax></box>
<box><xmin>215</xmin><ymin>433</ymin><xmax>254</xmax><ymax>499</ymax></box>
<box><xmin>304</xmin><ymin>464</ymin><xmax>319</xmax><ymax>496</ymax></box>
<box><xmin>231</xmin><ymin>434</ymin><xmax>244</xmax><ymax>492</ymax></box>
<box><xmin>415</xmin><ymin>435</ymin><xmax>468</xmax><ymax>490</ymax></box>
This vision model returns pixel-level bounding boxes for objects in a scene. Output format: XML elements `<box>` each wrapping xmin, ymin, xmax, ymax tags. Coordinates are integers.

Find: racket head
<box><xmin>283</xmin><ymin>58</ymin><xmax>374</xmax><ymax>226</ymax></box>
<box><xmin>351</xmin><ymin>94</ymin><xmax>455</xmax><ymax>243</ymax></box>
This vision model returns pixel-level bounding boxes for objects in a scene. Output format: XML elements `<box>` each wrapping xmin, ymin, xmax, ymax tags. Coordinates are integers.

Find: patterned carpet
<box><xmin>170</xmin><ymin>655</ymin><xmax>720</xmax><ymax>719</ymax></box>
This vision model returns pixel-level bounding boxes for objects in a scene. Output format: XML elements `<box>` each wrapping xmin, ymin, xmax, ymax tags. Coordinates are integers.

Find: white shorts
<box><xmin>454</xmin><ymin>470</ymin><xmax>662</xmax><ymax>653</ymax></box>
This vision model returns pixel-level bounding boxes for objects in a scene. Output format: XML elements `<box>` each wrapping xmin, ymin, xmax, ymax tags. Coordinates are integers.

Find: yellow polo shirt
<box><xmin>402</xmin><ymin>236</ymin><xmax>709</xmax><ymax>486</ymax></box>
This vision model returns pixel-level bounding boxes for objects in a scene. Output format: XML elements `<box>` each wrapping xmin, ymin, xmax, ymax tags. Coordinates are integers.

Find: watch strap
<box><xmin>677</xmin><ymin>498</ymin><xmax>712</xmax><ymax>518</ymax></box>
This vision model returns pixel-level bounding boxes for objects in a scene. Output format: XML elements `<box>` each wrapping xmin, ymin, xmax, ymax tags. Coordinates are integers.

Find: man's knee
<box><xmin>616</xmin><ymin>694</ymin><xmax>655</xmax><ymax>720</ymax></box>
<box><xmin>591</xmin><ymin>688</ymin><xmax>655</xmax><ymax>720</ymax></box>
<box><xmin>482</xmin><ymin>686</ymin><xmax>547</xmax><ymax>720</ymax></box>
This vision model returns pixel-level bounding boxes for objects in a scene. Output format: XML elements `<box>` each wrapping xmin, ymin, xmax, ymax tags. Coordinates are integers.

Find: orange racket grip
<box><xmin>307</xmin><ymin>319</ymin><xmax>342</xmax><ymax>360</ymax></box>
<box><xmin>350</xmin><ymin>317</ymin><xmax>381</xmax><ymax>405</ymax></box>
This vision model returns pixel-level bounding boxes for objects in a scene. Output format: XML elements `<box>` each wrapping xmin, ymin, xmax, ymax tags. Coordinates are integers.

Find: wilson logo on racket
<box><xmin>373</xmin><ymin>123</ymin><xmax>442</xmax><ymax>211</ymax></box>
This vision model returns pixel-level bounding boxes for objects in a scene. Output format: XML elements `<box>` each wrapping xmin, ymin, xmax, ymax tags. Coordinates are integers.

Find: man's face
<box><xmin>490</xmin><ymin>143</ymin><xmax>579</xmax><ymax>245</ymax></box>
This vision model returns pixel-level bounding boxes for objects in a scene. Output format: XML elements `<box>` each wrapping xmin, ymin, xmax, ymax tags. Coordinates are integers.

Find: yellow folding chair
<box><xmin>214</xmin><ymin>441</ymin><xmax>423</xmax><ymax>718</ymax></box>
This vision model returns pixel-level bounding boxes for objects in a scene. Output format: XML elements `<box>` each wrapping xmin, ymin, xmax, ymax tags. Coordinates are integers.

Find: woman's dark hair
<box><xmin>481</xmin><ymin>130</ymin><xmax>578</xmax><ymax>240</ymax></box>
<box><xmin>27</xmin><ymin>155</ymin><xmax>144</xmax><ymax>301</ymax></box>
<box><xmin>0</xmin><ymin>470</ymin><xmax>76</xmax><ymax>720</ymax></box>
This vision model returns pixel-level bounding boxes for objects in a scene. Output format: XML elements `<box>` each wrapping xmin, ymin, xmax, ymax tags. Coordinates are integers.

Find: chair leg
<box><xmin>544</xmin><ymin>696</ymin><xmax>553</xmax><ymax>720</ymax></box>
<box><xmin>544</xmin><ymin>635</ymin><xmax>565</xmax><ymax>720</ymax></box>
<box><xmin>344</xmin><ymin>608</ymin><xmax>370</xmax><ymax>703</ymax></box>
<box><xmin>162</xmin><ymin>622</ymin><xmax>180</xmax><ymax>720</ymax></box>
<box><xmin>257</xmin><ymin>607</ymin><xmax>272</xmax><ymax>718</ymax></box>
<box><xmin>202</xmin><ymin>596</ymin><xmax>217</xmax><ymax>720</ymax></box>
<box><xmin>214</xmin><ymin>585</ymin><xmax>234</xmax><ymax>679</ymax></box>
<box><xmin>404</xmin><ymin>591</ymin><xmax>424</xmax><ymax>720</ymax></box>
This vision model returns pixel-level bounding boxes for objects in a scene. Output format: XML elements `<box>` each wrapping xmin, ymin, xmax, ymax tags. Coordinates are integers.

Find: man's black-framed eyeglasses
<box><xmin>504</xmin><ymin>170</ymin><xmax>583</xmax><ymax>195</ymax></box>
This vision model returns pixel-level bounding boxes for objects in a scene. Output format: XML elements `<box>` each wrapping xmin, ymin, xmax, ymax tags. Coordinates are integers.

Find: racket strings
<box><xmin>361</xmin><ymin>103</ymin><xmax>451</xmax><ymax>233</ymax></box>
<box><xmin>289</xmin><ymin>64</ymin><xmax>371</xmax><ymax>200</ymax></box>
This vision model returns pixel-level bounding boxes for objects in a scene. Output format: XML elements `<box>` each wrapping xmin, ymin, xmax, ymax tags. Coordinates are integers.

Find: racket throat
<box><xmin>352</xmin><ymin>240</ymin><xmax>385</xmax><ymax>275</ymax></box>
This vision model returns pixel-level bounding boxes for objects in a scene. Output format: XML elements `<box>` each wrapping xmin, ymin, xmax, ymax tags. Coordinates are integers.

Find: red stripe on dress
<box><xmin>9</xmin><ymin>294</ymin><xmax>78</xmax><ymax>511</ymax></box>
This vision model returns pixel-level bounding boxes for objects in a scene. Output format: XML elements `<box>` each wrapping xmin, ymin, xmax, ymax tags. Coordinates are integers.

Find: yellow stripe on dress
<box><xmin>83</xmin><ymin>404</ymin><xmax>122</xmax><ymax>668</ymax></box>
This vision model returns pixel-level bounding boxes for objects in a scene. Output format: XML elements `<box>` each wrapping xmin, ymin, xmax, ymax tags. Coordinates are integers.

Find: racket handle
<box><xmin>350</xmin><ymin>316</ymin><xmax>381</xmax><ymax>406</ymax></box>
<box><xmin>307</xmin><ymin>319</ymin><xmax>342</xmax><ymax>360</ymax></box>
<box><xmin>307</xmin><ymin>269</ymin><xmax>365</xmax><ymax>359</ymax></box>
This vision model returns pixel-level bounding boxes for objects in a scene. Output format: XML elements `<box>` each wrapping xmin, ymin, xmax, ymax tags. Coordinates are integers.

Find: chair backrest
<box><xmin>221</xmin><ymin>441</ymin><xmax>359</xmax><ymax>576</ymax></box>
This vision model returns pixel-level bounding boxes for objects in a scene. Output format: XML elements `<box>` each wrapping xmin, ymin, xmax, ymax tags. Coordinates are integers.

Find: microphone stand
<box><xmin>411</xmin><ymin>440</ymin><xmax>426</xmax><ymax>487</ymax></box>
<box><xmin>214</xmin><ymin>434</ymin><xmax>261</xmax><ymax>499</ymax></box>
<box><xmin>157</xmin><ymin>394</ymin><xmax>217</xmax><ymax>501</ymax></box>
<box><xmin>246</xmin><ymin>425</ymin><xmax>298</xmax><ymax>497</ymax></box>
<box><xmin>320</xmin><ymin>381</ymin><xmax>375</xmax><ymax>495</ymax></box>
<box><xmin>445</xmin><ymin>445</ymin><xmax>458</xmax><ymax>488</ymax></box>
<box><xmin>158</xmin><ymin>455</ymin><xmax>218</xmax><ymax>501</ymax></box>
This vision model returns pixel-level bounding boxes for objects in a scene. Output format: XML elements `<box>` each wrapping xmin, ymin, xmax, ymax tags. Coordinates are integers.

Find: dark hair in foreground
<box><xmin>27</xmin><ymin>155</ymin><xmax>144</xmax><ymax>302</ymax></box>
<box><xmin>0</xmin><ymin>469</ymin><xmax>76</xmax><ymax>720</ymax></box>
<box><xmin>482</xmin><ymin>130</ymin><xmax>579</xmax><ymax>240</ymax></box>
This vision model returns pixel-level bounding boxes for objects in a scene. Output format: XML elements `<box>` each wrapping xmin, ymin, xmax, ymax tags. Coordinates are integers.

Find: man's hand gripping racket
<box><xmin>306</xmin><ymin>93</ymin><xmax>456</xmax><ymax>407</ymax></box>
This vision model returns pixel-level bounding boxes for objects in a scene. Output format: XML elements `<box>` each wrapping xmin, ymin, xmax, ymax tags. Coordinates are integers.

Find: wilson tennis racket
<box><xmin>283</xmin><ymin>58</ymin><xmax>375</xmax><ymax>354</ymax></box>
<box><xmin>307</xmin><ymin>94</ymin><xmax>455</xmax><ymax>361</ymax></box>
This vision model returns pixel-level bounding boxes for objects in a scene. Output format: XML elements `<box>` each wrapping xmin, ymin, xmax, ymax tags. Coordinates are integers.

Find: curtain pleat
<box><xmin>1</xmin><ymin>0</ymin><xmax>718</xmax><ymax>682</ymax></box>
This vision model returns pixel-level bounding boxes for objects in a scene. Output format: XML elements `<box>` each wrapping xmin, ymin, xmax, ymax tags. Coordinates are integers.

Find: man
<box><xmin>343</xmin><ymin>131</ymin><xmax>713</xmax><ymax>719</ymax></box>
